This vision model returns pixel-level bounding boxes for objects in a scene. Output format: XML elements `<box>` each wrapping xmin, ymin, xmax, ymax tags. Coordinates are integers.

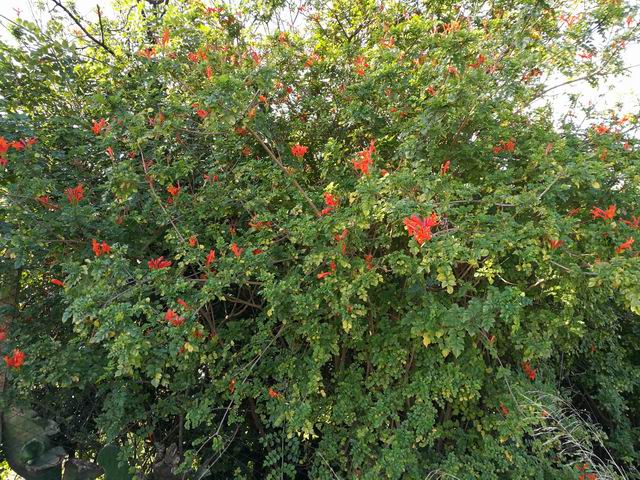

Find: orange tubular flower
<box><xmin>231</xmin><ymin>243</ymin><xmax>244</xmax><ymax>257</ymax></box>
<box><xmin>318</xmin><ymin>260</ymin><xmax>336</xmax><ymax>279</ymax></box>
<box><xmin>92</xmin><ymin>240</ymin><xmax>111</xmax><ymax>257</ymax></box>
<box><xmin>547</xmin><ymin>238</ymin><xmax>564</xmax><ymax>250</ymax></box>
<box><xmin>615</xmin><ymin>237</ymin><xmax>634</xmax><ymax>254</ymax></box>
<box><xmin>622</xmin><ymin>215</ymin><xmax>639</xmax><ymax>229</ymax></box>
<box><xmin>160</xmin><ymin>28</ymin><xmax>170</xmax><ymax>47</ymax></box>
<box><xmin>364</xmin><ymin>254</ymin><xmax>374</xmax><ymax>270</ymax></box>
<box><xmin>36</xmin><ymin>195</ymin><xmax>59</xmax><ymax>210</ymax></box>
<box><xmin>268</xmin><ymin>387</ymin><xmax>281</xmax><ymax>398</ymax></box>
<box><xmin>137</xmin><ymin>47</ymin><xmax>156</xmax><ymax>59</ymax></box>
<box><xmin>0</xmin><ymin>136</ymin><xmax>9</xmax><ymax>154</ymax></box>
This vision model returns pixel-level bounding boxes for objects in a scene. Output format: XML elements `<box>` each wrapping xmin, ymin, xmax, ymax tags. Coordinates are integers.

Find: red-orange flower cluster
<box><xmin>4</xmin><ymin>349</ymin><xmax>25</xmax><ymax>369</ymax></box>
<box><xmin>576</xmin><ymin>463</ymin><xmax>596</xmax><ymax>480</ymax></box>
<box><xmin>469</xmin><ymin>53</ymin><xmax>486</xmax><ymax>69</ymax></box>
<box><xmin>492</xmin><ymin>138</ymin><xmax>516</xmax><ymax>154</ymax></box>
<box><xmin>403</xmin><ymin>213</ymin><xmax>439</xmax><ymax>245</ymax></box>
<box><xmin>291</xmin><ymin>144</ymin><xmax>308</xmax><ymax>159</ymax></box>
<box><xmin>160</xmin><ymin>28</ymin><xmax>170</xmax><ymax>47</ymax></box>
<box><xmin>352</xmin><ymin>140</ymin><xmax>376</xmax><ymax>176</ymax></box>
<box><xmin>187</xmin><ymin>49</ymin><xmax>207</xmax><ymax>63</ymax></box>
<box><xmin>249</xmin><ymin>217</ymin><xmax>272</xmax><ymax>230</ymax></box>
<box><xmin>167</xmin><ymin>184</ymin><xmax>181</xmax><ymax>197</ymax></box>
<box><xmin>321</xmin><ymin>192</ymin><xmax>339</xmax><ymax>216</ymax></box>
<box><xmin>148</xmin><ymin>256</ymin><xmax>172</xmax><ymax>270</ymax></box>
<box><xmin>92</xmin><ymin>118</ymin><xmax>106</xmax><ymax>135</ymax></box>
<box><xmin>36</xmin><ymin>195</ymin><xmax>59</xmax><ymax>210</ymax></box>
<box><xmin>522</xmin><ymin>361</ymin><xmax>537</xmax><ymax>381</ymax></box>
<box><xmin>354</xmin><ymin>56</ymin><xmax>369</xmax><ymax>76</ymax></box>
<box><xmin>137</xmin><ymin>47</ymin><xmax>156</xmax><ymax>59</ymax></box>
<box><xmin>594</xmin><ymin>123</ymin><xmax>610</xmax><ymax>135</ymax></box>
<box><xmin>65</xmin><ymin>184</ymin><xmax>84</xmax><ymax>204</ymax></box>
<box><xmin>165</xmin><ymin>309</ymin><xmax>185</xmax><ymax>327</ymax></box>
<box><xmin>591</xmin><ymin>204</ymin><xmax>616</xmax><ymax>221</ymax></box>
<box><xmin>268</xmin><ymin>387</ymin><xmax>281</xmax><ymax>398</ymax></box>
<box><xmin>92</xmin><ymin>239</ymin><xmax>111</xmax><ymax>257</ymax></box>
<box><xmin>364</xmin><ymin>254</ymin><xmax>374</xmax><ymax>270</ymax></box>
<box><xmin>334</xmin><ymin>228</ymin><xmax>348</xmax><ymax>255</ymax></box>
<box><xmin>317</xmin><ymin>260</ymin><xmax>337</xmax><ymax>279</ymax></box>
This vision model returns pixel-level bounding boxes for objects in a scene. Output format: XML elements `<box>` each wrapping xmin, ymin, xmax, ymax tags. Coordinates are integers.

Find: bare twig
<box><xmin>537</xmin><ymin>175</ymin><xmax>563</xmax><ymax>201</ymax></box>
<box><xmin>317</xmin><ymin>452</ymin><xmax>342</xmax><ymax>480</ymax></box>
<box><xmin>50</xmin><ymin>0</ymin><xmax>116</xmax><ymax>56</ymax></box>
<box><xmin>138</xmin><ymin>145</ymin><xmax>187</xmax><ymax>245</ymax></box>
<box><xmin>225</xmin><ymin>295</ymin><xmax>263</xmax><ymax>309</ymax></box>
<box><xmin>96</xmin><ymin>5</ymin><xmax>106</xmax><ymax>47</ymax></box>
<box><xmin>248</xmin><ymin>128</ymin><xmax>322</xmax><ymax>217</ymax></box>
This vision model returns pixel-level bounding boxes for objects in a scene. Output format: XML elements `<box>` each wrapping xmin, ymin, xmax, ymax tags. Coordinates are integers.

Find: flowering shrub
<box><xmin>1</xmin><ymin>0</ymin><xmax>639</xmax><ymax>478</ymax></box>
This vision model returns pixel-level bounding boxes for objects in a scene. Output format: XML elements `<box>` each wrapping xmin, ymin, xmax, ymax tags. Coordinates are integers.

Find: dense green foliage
<box><xmin>1</xmin><ymin>0</ymin><xmax>640</xmax><ymax>478</ymax></box>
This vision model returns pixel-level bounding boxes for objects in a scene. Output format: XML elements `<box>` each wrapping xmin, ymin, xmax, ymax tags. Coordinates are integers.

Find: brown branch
<box><xmin>138</xmin><ymin>146</ymin><xmax>187</xmax><ymax>245</ymax></box>
<box><xmin>51</xmin><ymin>0</ymin><xmax>116</xmax><ymax>57</ymax></box>
<box><xmin>96</xmin><ymin>5</ymin><xmax>106</xmax><ymax>47</ymax></box>
<box><xmin>246</xmin><ymin>397</ymin><xmax>265</xmax><ymax>436</ymax></box>
<box><xmin>537</xmin><ymin>174</ymin><xmax>563</xmax><ymax>201</ymax></box>
<box><xmin>225</xmin><ymin>295</ymin><xmax>263</xmax><ymax>309</ymax></box>
<box><xmin>247</xmin><ymin>128</ymin><xmax>322</xmax><ymax>217</ymax></box>
<box><xmin>432</xmin><ymin>227</ymin><xmax>458</xmax><ymax>238</ymax></box>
